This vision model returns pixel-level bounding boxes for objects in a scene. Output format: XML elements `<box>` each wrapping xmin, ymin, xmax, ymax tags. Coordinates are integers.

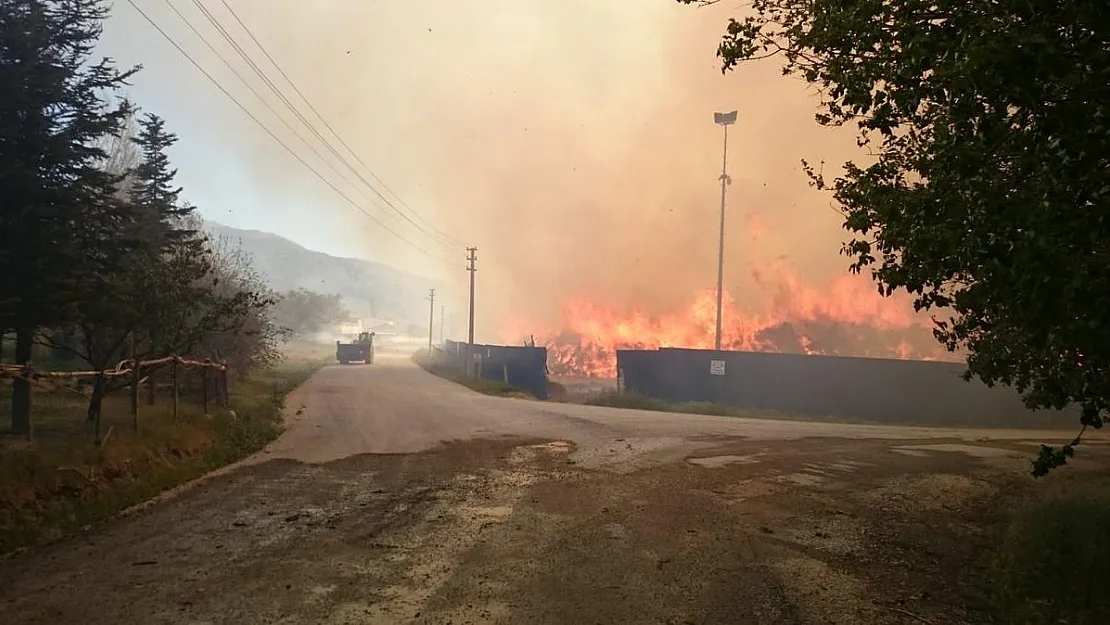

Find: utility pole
<box><xmin>466</xmin><ymin>247</ymin><xmax>478</xmax><ymax>345</ymax></box>
<box><xmin>712</xmin><ymin>110</ymin><xmax>737</xmax><ymax>352</ymax></box>
<box><xmin>440</xmin><ymin>305</ymin><xmax>445</xmax><ymax>344</ymax></box>
<box><xmin>427</xmin><ymin>288</ymin><xmax>436</xmax><ymax>351</ymax></box>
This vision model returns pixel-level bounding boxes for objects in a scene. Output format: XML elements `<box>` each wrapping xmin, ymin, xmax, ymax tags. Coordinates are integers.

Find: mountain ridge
<box><xmin>203</xmin><ymin>222</ymin><xmax>443</xmax><ymax>327</ymax></box>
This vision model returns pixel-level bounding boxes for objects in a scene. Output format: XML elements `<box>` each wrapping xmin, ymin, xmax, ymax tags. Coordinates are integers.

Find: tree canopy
<box><xmin>0</xmin><ymin>0</ymin><xmax>284</xmax><ymax>436</ymax></box>
<box><xmin>271</xmin><ymin>288</ymin><xmax>350</xmax><ymax>340</ymax></box>
<box><xmin>0</xmin><ymin>0</ymin><xmax>138</xmax><ymax>432</ymax></box>
<box><xmin>681</xmin><ymin>0</ymin><xmax>1110</xmax><ymax>474</ymax></box>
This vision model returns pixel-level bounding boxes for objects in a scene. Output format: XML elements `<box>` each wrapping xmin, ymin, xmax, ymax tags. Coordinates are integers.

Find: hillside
<box><xmin>204</xmin><ymin>222</ymin><xmax>442</xmax><ymax>327</ymax></box>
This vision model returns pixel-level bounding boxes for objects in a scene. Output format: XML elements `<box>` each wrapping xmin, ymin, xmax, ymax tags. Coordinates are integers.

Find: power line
<box><xmin>188</xmin><ymin>0</ymin><xmax>463</xmax><ymax>251</ymax></box>
<box><xmin>216</xmin><ymin>0</ymin><xmax>466</xmax><ymax>250</ymax></box>
<box><xmin>157</xmin><ymin>0</ymin><xmax>368</xmax><ymax>198</ymax></box>
<box><xmin>180</xmin><ymin>0</ymin><xmax>407</xmax><ymax>225</ymax></box>
<box><xmin>123</xmin><ymin>0</ymin><xmax>453</xmax><ymax>263</ymax></box>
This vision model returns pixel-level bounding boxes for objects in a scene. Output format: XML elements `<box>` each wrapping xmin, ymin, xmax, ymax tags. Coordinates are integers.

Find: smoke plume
<box><xmin>102</xmin><ymin>1</ymin><xmax>927</xmax><ymax>350</ymax></box>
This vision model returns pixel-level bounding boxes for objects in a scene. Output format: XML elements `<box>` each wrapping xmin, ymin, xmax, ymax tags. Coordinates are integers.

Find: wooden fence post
<box><xmin>93</xmin><ymin>372</ymin><xmax>104</xmax><ymax>446</ymax></box>
<box><xmin>172</xmin><ymin>356</ymin><xmax>179</xmax><ymax>422</ymax></box>
<box><xmin>202</xmin><ymin>359</ymin><xmax>210</xmax><ymax>415</ymax></box>
<box><xmin>146</xmin><ymin>370</ymin><xmax>156</xmax><ymax>406</ymax></box>
<box><xmin>130</xmin><ymin>334</ymin><xmax>139</xmax><ymax>433</ymax></box>
<box><xmin>21</xmin><ymin>364</ymin><xmax>33</xmax><ymax>443</ymax></box>
<box><xmin>220</xmin><ymin>364</ymin><xmax>230</xmax><ymax>406</ymax></box>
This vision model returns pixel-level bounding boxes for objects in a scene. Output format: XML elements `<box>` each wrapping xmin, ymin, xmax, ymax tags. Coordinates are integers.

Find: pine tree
<box><xmin>128</xmin><ymin>114</ymin><xmax>213</xmax><ymax>356</ymax></box>
<box><xmin>130</xmin><ymin>113</ymin><xmax>198</xmax><ymax>247</ymax></box>
<box><xmin>0</xmin><ymin>0</ymin><xmax>138</xmax><ymax>433</ymax></box>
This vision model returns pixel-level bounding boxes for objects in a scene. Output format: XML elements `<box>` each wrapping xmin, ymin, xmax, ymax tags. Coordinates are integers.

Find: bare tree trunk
<box><xmin>89</xmin><ymin>374</ymin><xmax>105</xmax><ymax>445</ymax></box>
<box><xmin>130</xmin><ymin>333</ymin><xmax>139</xmax><ymax>433</ymax></box>
<box><xmin>10</xmin><ymin>327</ymin><xmax>33</xmax><ymax>436</ymax></box>
<box><xmin>220</xmin><ymin>365</ymin><xmax>230</xmax><ymax>406</ymax></box>
<box><xmin>146</xmin><ymin>371</ymin><xmax>155</xmax><ymax>406</ymax></box>
<box><xmin>172</xmin><ymin>358</ymin><xmax>179</xmax><ymax>422</ymax></box>
<box><xmin>202</xmin><ymin>364</ymin><xmax>210</xmax><ymax>414</ymax></box>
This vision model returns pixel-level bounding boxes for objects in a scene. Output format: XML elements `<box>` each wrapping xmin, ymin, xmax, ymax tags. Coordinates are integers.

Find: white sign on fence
<box><xmin>709</xmin><ymin>359</ymin><xmax>726</xmax><ymax>376</ymax></box>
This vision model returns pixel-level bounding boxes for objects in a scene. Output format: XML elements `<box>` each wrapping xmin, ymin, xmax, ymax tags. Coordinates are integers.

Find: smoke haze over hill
<box><xmin>204</xmin><ymin>222</ymin><xmax>443</xmax><ymax>331</ymax></box>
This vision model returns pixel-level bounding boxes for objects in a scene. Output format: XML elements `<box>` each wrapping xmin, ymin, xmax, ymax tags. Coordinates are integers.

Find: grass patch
<box><xmin>0</xmin><ymin>356</ymin><xmax>324</xmax><ymax>555</ymax></box>
<box><xmin>986</xmin><ymin>473</ymin><xmax>1110</xmax><ymax>625</ymax></box>
<box><xmin>411</xmin><ymin>349</ymin><xmax>533</xmax><ymax>398</ymax></box>
<box><xmin>280</xmin><ymin>340</ymin><xmax>337</xmax><ymax>363</ymax></box>
<box><xmin>583</xmin><ymin>389</ymin><xmax>1078</xmax><ymax>429</ymax></box>
<box><xmin>583</xmin><ymin>389</ymin><xmax>846</xmax><ymax>422</ymax></box>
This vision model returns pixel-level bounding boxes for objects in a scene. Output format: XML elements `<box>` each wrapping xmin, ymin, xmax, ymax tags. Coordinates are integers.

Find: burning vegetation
<box><xmin>509</xmin><ymin>266</ymin><xmax>961</xmax><ymax>378</ymax></box>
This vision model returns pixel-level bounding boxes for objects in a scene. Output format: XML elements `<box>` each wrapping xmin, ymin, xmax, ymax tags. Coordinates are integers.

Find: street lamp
<box><xmin>713</xmin><ymin>110</ymin><xmax>737</xmax><ymax>352</ymax></box>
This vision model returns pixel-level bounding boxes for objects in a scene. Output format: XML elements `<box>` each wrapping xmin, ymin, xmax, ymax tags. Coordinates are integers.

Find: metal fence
<box><xmin>442</xmin><ymin>339</ymin><xmax>549</xmax><ymax>399</ymax></box>
<box><xmin>616</xmin><ymin>347</ymin><xmax>1078</xmax><ymax>428</ymax></box>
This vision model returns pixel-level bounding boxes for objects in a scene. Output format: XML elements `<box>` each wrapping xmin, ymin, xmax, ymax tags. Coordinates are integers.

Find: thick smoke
<box><xmin>101</xmin><ymin>1</ymin><xmax>925</xmax><ymax>345</ymax></box>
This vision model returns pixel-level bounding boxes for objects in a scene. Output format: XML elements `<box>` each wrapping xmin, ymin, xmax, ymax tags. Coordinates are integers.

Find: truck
<box><xmin>336</xmin><ymin>331</ymin><xmax>375</xmax><ymax>364</ymax></box>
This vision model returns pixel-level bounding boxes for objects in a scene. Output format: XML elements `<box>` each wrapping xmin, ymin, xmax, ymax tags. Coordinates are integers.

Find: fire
<box><xmin>503</xmin><ymin>265</ymin><xmax>961</xmax><ymax>378</ymax></box>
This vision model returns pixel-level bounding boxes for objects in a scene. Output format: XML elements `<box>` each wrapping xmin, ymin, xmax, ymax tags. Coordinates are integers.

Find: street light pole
<box><xmin>713</xmin><ymin>110</ymin><xmax>737</xmax><ymax>352</ymax></box>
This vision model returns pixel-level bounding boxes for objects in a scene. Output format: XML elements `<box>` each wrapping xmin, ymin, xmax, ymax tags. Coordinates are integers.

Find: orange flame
<box><xmin>501</xmin><ymin>264</ymin><xmax>961</xmax><ymax>378</ymax></box>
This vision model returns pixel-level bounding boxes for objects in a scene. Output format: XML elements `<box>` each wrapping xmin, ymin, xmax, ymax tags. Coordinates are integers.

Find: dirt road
<box><xmin>1</xmin><ymin>353</ymin><xmax>1105</xmax><ymax>624</ymax></box>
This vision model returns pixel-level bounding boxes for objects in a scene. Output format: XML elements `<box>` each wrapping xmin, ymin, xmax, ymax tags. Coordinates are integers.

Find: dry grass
<box><xmin>280</xmin><ymin>340</ymin><xmax>337</xmax><ymax>363</ymax></box>
<box><xmin>0</xmin><ymin>355</ymin><xmax>325</xmax><ymax>555</ymax></box>
<box><xmin>411</xmin><ymin>349</ymin><xmax>534</xmax><ymax>398</ymax></box>
<box><xmin>583</xmin><ymin>389</ymin><xmax>856</xmax><ymax>423</ymax></box>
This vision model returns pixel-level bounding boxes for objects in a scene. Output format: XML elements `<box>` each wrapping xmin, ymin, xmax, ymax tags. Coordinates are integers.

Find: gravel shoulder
<box><xmin>2</xmin><ymin>355</ymin><xmax>1107</xmax><ymax>624</ymax></box>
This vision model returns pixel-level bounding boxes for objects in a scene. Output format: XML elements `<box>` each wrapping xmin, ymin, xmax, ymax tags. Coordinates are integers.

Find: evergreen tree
<box><xmin>0</xmin><ymin>0</ymin><xmax>138</xmax><ymax>433</ymax></box>
<box><xmin>130</xmin><ymin>113</ymin><xmax>198</xmax><ymax>247</ymax></box>
<box><xmin>128</xmin><ymin>113</ymin><xmax>210</xmax><ymax>357</ymax></box>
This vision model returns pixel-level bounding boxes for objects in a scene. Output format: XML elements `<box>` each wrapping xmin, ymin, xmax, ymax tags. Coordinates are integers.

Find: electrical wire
<box><xmin>123</xmin><ymin>0</ymin><xmax>455</xmax><ymax>264</ymax></box>
<box><xmin>189</xmin><ymin>0</ymin><xmax>463</xmax><ymax>251</ymax></box>
<box><xmin>215</xmin><ymin>0</ymin><xmax>466</xmax><ymax>249</ymax></box>
<box><xmin>158</xmin><ymin>0</ymin><xmax>370</xmax><ymax>199</ymax></box>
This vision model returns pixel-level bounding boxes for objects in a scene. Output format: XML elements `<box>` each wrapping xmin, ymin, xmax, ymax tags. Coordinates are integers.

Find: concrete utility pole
<box><xmin>427</xmin><ymin>288</ymin><xmax>436</xmax><ymax>351</ymax></box>
<box><xmin>466</xmin><ymin>247</ymin><xmax>478</xmax><ymax>345</ymax></box>
<box><xmin>712</xmin><ymin>110</ymin><xmax>737</xmax><ymax>352</ymax></box>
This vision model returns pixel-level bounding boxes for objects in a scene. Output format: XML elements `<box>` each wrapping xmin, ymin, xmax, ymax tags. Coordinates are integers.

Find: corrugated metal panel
<box><xmin>617</xmin><ymin>348</ymin><xmax>1078</xmax><ymax>428</ymax></box>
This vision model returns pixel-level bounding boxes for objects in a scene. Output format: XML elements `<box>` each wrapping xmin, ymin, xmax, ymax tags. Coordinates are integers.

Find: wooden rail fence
<box><xmin>0</xmin><ymin>355</ymin><xmax>229</xmax><ymax>441</ymax></box>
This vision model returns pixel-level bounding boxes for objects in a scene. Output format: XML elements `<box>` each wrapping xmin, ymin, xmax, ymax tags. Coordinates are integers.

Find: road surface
<box><xmin>1</xmin><ymin>352</ymin><xmax>1105</xmax><ymax>624</ymax></box>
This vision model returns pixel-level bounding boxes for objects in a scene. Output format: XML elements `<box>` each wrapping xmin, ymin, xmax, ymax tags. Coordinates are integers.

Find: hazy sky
<box><xmin>98</xmin><ymin>0</ymin><xmax>871</xmax><ymax>341</ymax></box>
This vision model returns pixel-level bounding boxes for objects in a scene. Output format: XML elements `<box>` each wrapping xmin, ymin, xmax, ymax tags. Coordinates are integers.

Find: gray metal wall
<box><xmin>616</xmin><ymin>348</ymin><xmax>1077</xmax><ymax>428</ymax></box>
<box><xmin>443</xmin><ymin>340</ymin><xmax>550</xmax><ymax>399</ymax></box>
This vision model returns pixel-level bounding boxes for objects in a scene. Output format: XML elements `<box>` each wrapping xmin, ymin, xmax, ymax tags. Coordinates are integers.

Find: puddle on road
<box><xmin>509</xmin><ymin>441</ymin><xmax>573</xmax><ymax>466</ymax></box>
<box><xmin>892</xmin><ymin>444</ymin><xmax>1020</xmax><ymax>459</ymax></box>
<box><xmin>891</xmin><ymin>449</ymin><xmax>931</xmax><ymax>458</ymax></box>
<box><xmin>773</xmin><ymin>473</ymin><xmax>827</xmax><ymax>487</ymax></box>
<box><xmin>687</xmin><ymin>454</ymin><xmax>762</xmax><ymax>468</ymax></box>
<box><xmin>605</xmin><ymin>523</ymin><xmax>628</xmax><ymax>539</ymax></box>
<box><xmin>459</xmin><ymin>504</ymin><xmax>514</xmax><ymax>520</ymax></box>
<box><xmin>533</xmin><ymin>441</ymin><xmax>572</xmax><ymax>454</ymax></box>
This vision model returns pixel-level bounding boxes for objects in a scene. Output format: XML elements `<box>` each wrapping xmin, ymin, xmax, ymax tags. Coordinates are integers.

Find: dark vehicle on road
<box><xmin>336</xmin><ymin>331</ymin><xmax>375</xmax><ymax>364</ymax></box>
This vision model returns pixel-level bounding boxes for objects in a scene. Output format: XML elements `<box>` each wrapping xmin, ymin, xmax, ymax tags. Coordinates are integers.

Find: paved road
<box><xmin>265</xmin><ymin>352</ymin><xmax>1077</xmax><ymax>464</ymax></box>
<box><xmin>1</xmin><ymin>353</ymin><xmax>1103</xmax><ymax>625</ymax></box>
